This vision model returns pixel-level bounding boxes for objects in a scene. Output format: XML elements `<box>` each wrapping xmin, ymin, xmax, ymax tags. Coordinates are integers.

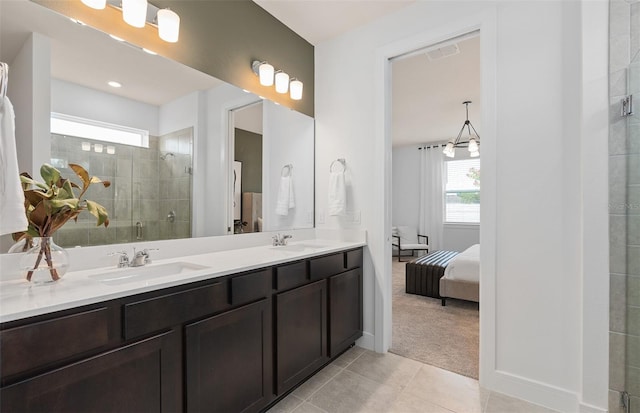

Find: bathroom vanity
<box><xmin>0</xmin><ymin>243</ymin><xmax>364</xmax><ymax>413</ymax></box>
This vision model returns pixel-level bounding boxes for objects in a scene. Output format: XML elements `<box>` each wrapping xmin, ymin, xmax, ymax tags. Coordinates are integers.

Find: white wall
<box><xmin>315</xmin><ymin>1</ymin><xmax>608</xmax><ymax>412</ymax></box>
<box><xmin>262</xmin><ymin>100</ymin><xmax>315</xmax><ymax>232</ymax></box>
<box><xmin>51</xmin><ymin>79</ymin><xmax>159</xmax><ymax>136</ymax></box>
<box><xmin>392</xmin><ymin>145</ymin><xmax>479</xmax><ymax>252</ymax></box>
<box><xmin>8</xmin><ymin>32</ymin><xmax>50</xmax><ymax>177</ymax></box>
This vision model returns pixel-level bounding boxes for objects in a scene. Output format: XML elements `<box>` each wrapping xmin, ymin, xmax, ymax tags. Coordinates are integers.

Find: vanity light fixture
<box><xmin>443</xmin><ymin>101</ymin><xmax>480</xmax><ymax>158</ymax></box>
<box><xmin>251</xmin><ymin>60</ymin><xmax>303</xmax><ymax>100</ymax></box>
<box><xmin>157</xmin><ymin>8</ymin><xmax>180</xmax><ymax>43</ymax></box>
<box><xmin>142</xmin><ymin>48</ymin><xmax>157</xmax><ymax>55</ymax></box>
<box><xmin>94</xmin><ymin>143</ymin><xmax>104</xmax><ymax>153</ymax></box>
<box><xmin>81</xmin><ymin>0</ymin><xmax>106</xmax><ymax>10</ymax></box>
<box><xmin>108</xmin><ymin>81</ymin><xmax>122</xmax><ymax>88</ymax></box>
<box><xmin>109</xmin><ymin>34</ymin><xmax>125</xmax><ymax>42</ymax></box>
<box><xmin>275</xmin><ymin>71</ymin><xmax>290</xmax><ymax>94</ymax></box>
<box><xmin>106</xmin><ymin>145</ymin><xmax>116</xmax><ymax>155</ymax></box>
<box><xmin>81</xmin><ymin>142</ymin><xmax>92</xmax><ymax>151</ymax></box>
<box><xmin>81</xmin><ymin>0</ymin><xmax>181</xmax><ymax>43</ymax></box>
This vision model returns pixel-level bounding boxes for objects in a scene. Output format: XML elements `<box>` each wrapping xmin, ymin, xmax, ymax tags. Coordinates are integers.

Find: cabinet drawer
<box><xmin>309</xmin><ymin>252</ymin><xmax>345</xmax><ymax>281</ymax></box>
<box><xmin>124</xmin><ymin>281</ymin><xmax>228</xmax><ymax>340</ymax></box>
<box><xmin>345</xmin><ymin>249</ymin><xmax>363</xmax><ymax>270</ymax></box>
<box><xmin>1</xmin><ymin>307</ymin><xmax>111</xmax><ymax>378</ymax></box>
<box><xmin>275</xmin><ymin>261</ymin><xmax>308</xmax><ymax>291</ymax></box>
<box><xmin>230</xmin><ymin>269</ymin><xmax>271</xmax><ymax>306</ymax></box>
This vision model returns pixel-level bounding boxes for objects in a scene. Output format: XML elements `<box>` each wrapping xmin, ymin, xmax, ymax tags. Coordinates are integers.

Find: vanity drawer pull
<box><xmin>231</xmin><ymin>269</ymin><xmax>271</xmax><ymax>306</ymax></box>
<box><xmin>275</xmin><ymin>261</ymin><xmax>308</xmax><ymax>291</ymax></box>
<box><xmin>309</xmin><ymin>252</ymin><xmax>345</xmax><ymax>281</ymax></box>
<box><xmin>124</xmin><ymin>281</ymin><xmax>228</xmax><ymax>340</ymax></box>
<box><xmin>1</xmin><ymin>307</ymin><xmax>111</xmax><ymax>378</ymax></box>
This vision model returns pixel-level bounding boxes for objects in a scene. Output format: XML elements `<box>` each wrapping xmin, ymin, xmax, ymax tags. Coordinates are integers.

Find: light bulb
<box><xmin>290</xmin><ymin>79</ymin><xmax>303</xmax><ymax>100</ymax></box>
<box><xmin>158</xmin><ymin>8</ymin><xmax>180</xmax><ymax>43</ymax></box>
<box><xmin>258</xmin><ymin>62</ymin><xmax>274</xmax><ymax>86</ymax></box>
<box><xmin>275</xmin><ymin>71</ymin><xmax>290</xmax><ymax>94</ymax></box>
<box><xmin>81</xmin><ymin>0</ymin><xmax>106</xmax><ymax>9</ymax></box>
<box><xmin>468</xmin><ymin>136</ymin><xmax>479</xmax><ymax>152</ymax></box>
<box><xmin>122</xmin><ymin>0</ymin><xmax>148</xmax><ymax>28</ymax></box>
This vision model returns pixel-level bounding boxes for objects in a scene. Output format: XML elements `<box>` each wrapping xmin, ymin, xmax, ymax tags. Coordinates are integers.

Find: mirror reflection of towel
<box><xmin>275</xmin><ymin>176</ymin><xmax>295</xmax><ymax>216</ymax></box>
<box><xmin>328</xmin><ymin>171</ymin><xmax>346</xmax><ymax>216</ymax></box>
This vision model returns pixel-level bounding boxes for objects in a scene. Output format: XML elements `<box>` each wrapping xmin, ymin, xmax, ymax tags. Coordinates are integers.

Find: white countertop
<box><xmin>0</xmin><ymin>238</ymin><xmax>365</xmax><ymax>324</ymax></box>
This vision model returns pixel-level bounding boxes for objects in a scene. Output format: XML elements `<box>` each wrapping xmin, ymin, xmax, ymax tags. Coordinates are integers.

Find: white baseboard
<box><xmin>579</xmin><ymin>402</ymin><xmax>607</xmax><ymax>413</ymax></box>
<box><xmin>489</xmin><ymin>370</ymin><xmax>580</xmax><ymax>412</ymax></box>
<box><xmin>356</xmin><ymin>331</ymin><xmax>375</xmax><ymax>351</ymax></box>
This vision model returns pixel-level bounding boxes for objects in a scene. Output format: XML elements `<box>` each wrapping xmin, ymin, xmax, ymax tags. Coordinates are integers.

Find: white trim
<box><xmin>356</xmin><ymin>331</ymin><xmax>375</xmax><ymax>351</ymax></box>
<box><xmin>375</xmin><ymin>4</ymin><xmax>498</xmax><ymax>381</ymax></box>
<box><xmin>579</xmin><ymin>402</ymin><xmax>608</xmax><ymax>413</ymax></box>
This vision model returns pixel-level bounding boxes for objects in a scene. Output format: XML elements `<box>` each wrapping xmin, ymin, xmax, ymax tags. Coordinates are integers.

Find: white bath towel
<box><xmin>0</xmin><ymin>96</ymin><xmax>28</xmax><ymax>235</ymax></box>
<box><xmin>328</xmin><ymin>171</ymin><xmax>346</xmax><ymax>216</ymax></box>
<box><xmin>275</xmin><ymin>176</ymin><xmax>295</xmax><ymax>216</ymax></box>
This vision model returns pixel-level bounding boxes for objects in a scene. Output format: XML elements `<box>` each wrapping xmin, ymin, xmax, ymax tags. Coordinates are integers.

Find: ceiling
<box><xmin>392</xmin><ymin>35</ymin><xmax>481</xmax><ymax>147</ymax></box>
<box><xmin>253</xmin><ymin>0</ymin><xmax>415</xmax><ymax>45</ymax></box>
<box><xmin>0</xmin><ymin>0</ymin><xmax>221</xmax><ymax>106</ymax></box>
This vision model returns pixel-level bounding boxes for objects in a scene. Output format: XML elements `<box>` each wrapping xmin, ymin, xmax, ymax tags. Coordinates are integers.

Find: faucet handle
<box><xmin>143</xmin><ymin>248</ymin><xmax>159</xmax><ymax>264</ymax></box>
<box><xmin>108</xmin><ymin>251</ymin><xmax>129</xmax><ymax>267</ymax></box>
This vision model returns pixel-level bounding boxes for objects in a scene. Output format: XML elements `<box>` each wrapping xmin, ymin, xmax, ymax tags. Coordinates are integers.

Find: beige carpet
<box><xmin>390</xmin><ymin>258</ymin><xmax>479</xmax><ymax>379</ymax></box>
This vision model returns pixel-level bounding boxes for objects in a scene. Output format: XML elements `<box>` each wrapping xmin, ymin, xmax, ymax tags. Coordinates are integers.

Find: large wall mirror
<box><xmin>0</xmin><ymin>0</ymin><xmax>315</xmax><ymax>250</ymax></box>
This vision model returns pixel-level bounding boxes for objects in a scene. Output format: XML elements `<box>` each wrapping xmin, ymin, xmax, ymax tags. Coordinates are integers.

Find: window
<box><xmin>445</xmin><ymin>158</ymin><xmax>480</xmax><ymax>223</ymax></box>
<box><xmin>51</xmin><ymin>113</ymin><xmax>149</xmax><ymax>148</ymax></box>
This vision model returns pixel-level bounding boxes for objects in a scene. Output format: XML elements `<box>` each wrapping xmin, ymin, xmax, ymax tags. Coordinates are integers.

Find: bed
<box><xmin>439</xmin><ymin>244</ymin><xmax>480</xmax><ymax>306</ymax></box>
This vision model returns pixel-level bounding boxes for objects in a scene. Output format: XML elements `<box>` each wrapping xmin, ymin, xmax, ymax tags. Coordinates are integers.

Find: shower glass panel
<box><xmin>50</xmin><ymin>127</ymin><xmax>193</xmax><ymax>247</ymax></box>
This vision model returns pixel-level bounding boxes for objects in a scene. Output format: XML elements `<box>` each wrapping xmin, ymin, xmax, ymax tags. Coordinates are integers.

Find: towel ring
<box><xmin>281</xmin><ymin>164</ymin><xmax>293</xmax><ymax>177</ymax></box>
<box><xmin>330</xmin><ymin>158</ymin><xmax>346</xmax><ymax>173</ymax></box>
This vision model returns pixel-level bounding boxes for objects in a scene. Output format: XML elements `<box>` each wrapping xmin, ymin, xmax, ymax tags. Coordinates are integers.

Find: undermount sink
<box><xmin>88</xmin><ymin>262</ymin><xmax>209</xmax><ymax>286</ymax></box>
<box><xmin>270</xmin><ymin>243</ymin><xmax>328</xmax><ymax>252</ymax></box>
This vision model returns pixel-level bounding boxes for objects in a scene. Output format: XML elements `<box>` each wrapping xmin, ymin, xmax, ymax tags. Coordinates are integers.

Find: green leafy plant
<box><xmin>12</xmin><ymin>163</ymin><xmax>111</xmax><ymax>281</ymax></box>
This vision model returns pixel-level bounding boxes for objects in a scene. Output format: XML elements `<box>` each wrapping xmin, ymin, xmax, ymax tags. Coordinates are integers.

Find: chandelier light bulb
<box><xmin>122</xmin><ymin>0</ymin><xmax>148</xmax><ymax>28</ymax></box>
<box><xmin>158</xmin><ymin>8</ymin><xmax>180</xmax><ymax>43</ymax></box>
<box><xmin>81</xmin><ymin>0</ymin><xmax>106</xmax><ymax>9</ymax></box>
<box><xmin>290</xmin><ymin>79</ymin><xmax>303</xmax><ymax>100</ymax></box>
<box><xmin>467</xmin><ymin>136</ymin><xmax>479</xmax><ymax>152</ymax></box>
<box><xmin>275</xmin><ymin>71</ymin><xmax>290</xmax><ymax>94</ymax></box>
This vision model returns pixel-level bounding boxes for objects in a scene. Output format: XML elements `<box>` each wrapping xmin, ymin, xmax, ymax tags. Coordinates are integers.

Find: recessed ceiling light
<box><xmin>142</xmin><ymin>48</ymin><xmax>157</xmax><ymax>55</ymax></box>
<box><xmin>108</xmin><ymin>81</ymin><xmax>122</xmax><ymax>88</ymax></box>
<box><xmin>109</xmin><ymin>34</ymin><xmax>125</xmax><ymax>42</ymax></box>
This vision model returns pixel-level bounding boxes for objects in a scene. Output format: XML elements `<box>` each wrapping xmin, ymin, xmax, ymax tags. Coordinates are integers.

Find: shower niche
<box><xmin>50</xmin><ymin>127</ymin><xmax>193</xmax><ymax>248</ymax></box>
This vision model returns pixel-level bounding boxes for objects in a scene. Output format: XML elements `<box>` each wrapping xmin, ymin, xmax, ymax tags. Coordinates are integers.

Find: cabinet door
<box><xmin>275</xmin><ymin>280</ymin><xmax>327</xmax><ymax>395</ymax></box>
<box><xmin>1</xmin><ymin>330</ymin><xmax>181</xmax><ymax>413</ymax></box>
<box><xmin>185</xmin><ymin>299</ymin><xmax>272</xmax><ymax>413</ymax></box>
<box><xmin>328</xmin><ymin>269</ymin><xmax>363</xmax><ymax>357</ymax></box>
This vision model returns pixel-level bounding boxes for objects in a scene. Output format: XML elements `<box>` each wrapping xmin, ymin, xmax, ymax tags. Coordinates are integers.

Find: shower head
<box><xmin>160</xmin><ymin>152</ymin><xmax>175</xmax><ymax>160</ymax></box>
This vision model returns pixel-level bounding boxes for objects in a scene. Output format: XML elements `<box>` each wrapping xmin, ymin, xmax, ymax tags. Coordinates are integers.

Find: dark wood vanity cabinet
<box><xmin>0</xmin><ymin>247</ymin><xmax>363</xmax><ymax>413</ymax></box>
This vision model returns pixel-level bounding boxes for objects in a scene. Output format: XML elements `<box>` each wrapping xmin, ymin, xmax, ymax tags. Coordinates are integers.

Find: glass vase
<box><xmin>20</xmin><ymin>237</ymin><xmax>69</xmax><ymax>283</ymax></box>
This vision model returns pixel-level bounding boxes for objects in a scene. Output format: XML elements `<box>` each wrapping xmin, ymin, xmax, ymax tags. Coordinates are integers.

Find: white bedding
<box><xmin>443</xmin><ymin>244</ymin><xmax>480</xmax><ymax>283</ymax></box>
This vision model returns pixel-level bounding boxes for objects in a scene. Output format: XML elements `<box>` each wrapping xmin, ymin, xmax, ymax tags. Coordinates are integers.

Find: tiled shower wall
<box><xmin>50</xmin><ymin>128</ymin><xmax>192</xmax><ymax>247</ymax></box>
<box><xmin>609</xmin><ymin>1</ymin><xmax>640</xmax><ymax>412</ymax></box>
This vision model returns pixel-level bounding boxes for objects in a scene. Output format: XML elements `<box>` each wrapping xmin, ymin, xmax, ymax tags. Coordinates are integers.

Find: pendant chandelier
<box><xmin>443</xmin><ymin>101</ymin><xmax>480</xmax><ymax>158</ymax></box>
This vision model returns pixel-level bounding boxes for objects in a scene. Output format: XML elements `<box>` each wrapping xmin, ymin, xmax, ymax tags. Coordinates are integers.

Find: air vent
<box><xmin>425</xmin><ymin>43</ymin><xmax>460</xmax><ymax>61</ymax></box>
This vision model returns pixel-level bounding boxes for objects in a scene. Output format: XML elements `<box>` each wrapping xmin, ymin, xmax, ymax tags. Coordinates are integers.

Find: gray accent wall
<box><xmin>234</xmin><ymin>128</ymin><xmax>263</xmax><ymax>194</ymax></box>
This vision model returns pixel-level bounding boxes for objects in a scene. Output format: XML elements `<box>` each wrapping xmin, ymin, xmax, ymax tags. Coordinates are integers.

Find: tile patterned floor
<box><xmin>267</xmin><ymin>346</ymin><xmax>557</xmax><ymax>413</ymax></box>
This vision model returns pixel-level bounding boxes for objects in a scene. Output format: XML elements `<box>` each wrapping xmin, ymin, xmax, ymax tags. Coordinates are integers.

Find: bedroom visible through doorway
<box><xmin>390</xmin><ymin>32</ymin><xmax>481</xmax><ymax>379</ymax></box>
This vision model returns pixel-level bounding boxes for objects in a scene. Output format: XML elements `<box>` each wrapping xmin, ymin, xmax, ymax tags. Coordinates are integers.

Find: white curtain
<box><xmin>418</xmin><ymin>146</ymin><xmax>445</xmax><ymax>251</ymax></box>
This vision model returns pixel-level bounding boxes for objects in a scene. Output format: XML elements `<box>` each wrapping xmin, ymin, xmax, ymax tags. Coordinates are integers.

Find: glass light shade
<box><xmin>443</xmin><ymin>142</ymin><xmax>455</xmax><ymax>158</ymax></box>
<box><xmin>470</xmin><ymin>150</ymin><xmax>480</xmax><ymax>158</ymax></box>
<box><xmin>94</xmin><ymin>143</ymin><xmax>103</xmax><ymax>153</ymax></box>
<box><xmin>158</xmin><ymin>9</ymin><xmax>180</xmax><ymax>43</ymax></box>
<box><xmin>467</xmin><ymin>136</ymin><xmax>479</xmax><ymax>152</ymax></box>
<box><xmin>259</xmin><ymin>63</ymin><xmax>274</xmax><ymax>86</ymax></box>
<box><xmin>81</xmin><ymin>142</ymin><xmax>91</xmax><ymax>151</ymax></box>
<box><xmin>290</xmin><ymin>79</ymin><xmax>303</xmax><ymax>100</ymax></box>
<box><xmin>106</xmin><ymin>146</ymin><xmax>116</xmax><ymax>155</ymax></box>
<box><xmin>81</xmin><ymin>0</ymin><xmax>106</xmax><ymax>9</ymax></box>
<box><xmin>122</xmin><ymin>0</ymin><xmax>148</xmax><ymax>28</ymax></box>
<box><xmin>275</xmin><ymin>72</ymin><xmax>290</xmax><ymax>94</ymax></box>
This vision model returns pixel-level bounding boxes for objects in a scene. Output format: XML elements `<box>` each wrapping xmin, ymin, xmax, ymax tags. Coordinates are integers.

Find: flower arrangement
<box><xmin>13</xmin><ymin>163</ymin><xmax>110</xmax><ymax>281</ymax></box>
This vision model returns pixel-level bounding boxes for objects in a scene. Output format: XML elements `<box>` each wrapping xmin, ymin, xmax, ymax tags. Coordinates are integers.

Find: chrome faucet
<box><xmin>109</xmin><ymin>251</ymin><xmax>130</xmax><ymax>268</ymax></box>
<box><xmin>272</xmin><ymin>233</ymin><xmax>292</xmax><ymax>246</ymax></box>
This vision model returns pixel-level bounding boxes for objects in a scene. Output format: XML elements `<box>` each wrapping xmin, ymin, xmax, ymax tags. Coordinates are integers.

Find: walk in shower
<box><xmin>609</xmin><ymin>1</ymin><xmax>639</xmax><ymax>412</ymax></box>
<box><xmin>49</xmin><ymin>127</ymin><xmax>193</xmax><ymax>247</ymax></box>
